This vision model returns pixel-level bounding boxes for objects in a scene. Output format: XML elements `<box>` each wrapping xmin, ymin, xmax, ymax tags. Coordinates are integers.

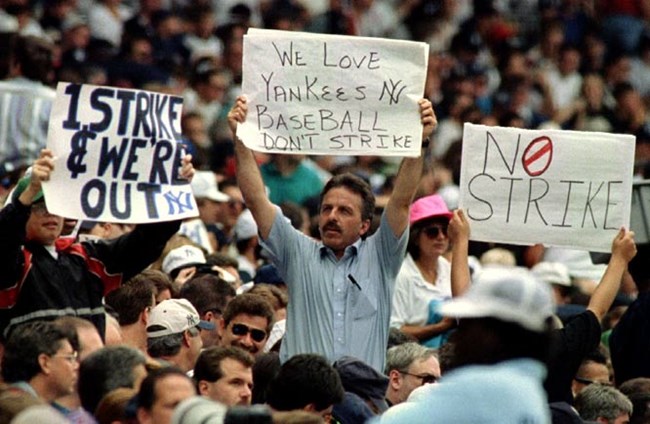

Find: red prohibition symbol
<box><xmin>522</xmin><ymin>136</ymin><xmax>553</xmax><ymax>176</ymax></box>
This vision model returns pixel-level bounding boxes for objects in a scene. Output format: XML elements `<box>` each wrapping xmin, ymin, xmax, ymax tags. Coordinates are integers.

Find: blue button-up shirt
<box><xmin>261</xmin><ymin>207</ymin><xmax>408</xmax><ymax>372</ymax></box>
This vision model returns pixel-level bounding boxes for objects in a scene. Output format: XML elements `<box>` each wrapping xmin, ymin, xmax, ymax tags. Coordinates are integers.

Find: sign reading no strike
<box><xmin>43</xmin><ymin>83</ymin><xmax>198</xmax><ymax>223</ymax></box>
<box><xmin>237</xmin><ymin>29</ymin><xmax>429</xmax><ymax>157</ymax></box>
<box><xmin>459</xmin><ymin>124</ymin><xmax>635</xmax><ymax>252</ymax></box>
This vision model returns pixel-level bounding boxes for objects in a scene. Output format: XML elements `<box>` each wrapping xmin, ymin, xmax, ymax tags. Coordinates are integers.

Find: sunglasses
<box><xmin>400</xmin><ymin>371</ymin><xmax>438</xmax><ymax>385</ymax></box>
<box><xmin>423</xmin><ymin>225</ymin><xmax>448</xmax><ymax>238</ymax></box>
<box><xmin>231</xmin><ymin>323</ymin><xmax>267</xmax><ymax>343</ymax></box>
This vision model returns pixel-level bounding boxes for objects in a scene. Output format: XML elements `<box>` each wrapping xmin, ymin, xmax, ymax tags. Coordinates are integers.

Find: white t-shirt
<box><xmin>390</xmin><ymin>254</ymin><xmax>452</xmax><ymax>329</ymax></box>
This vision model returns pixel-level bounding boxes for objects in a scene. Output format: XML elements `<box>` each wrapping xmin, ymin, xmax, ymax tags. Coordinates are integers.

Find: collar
<box><xmin>11</xmin><ymin>381</ymin><xmax>39</xmax><ymax>398</ymax></box>
<box><xmin>319</xmin><ymin>237</ymin><xmax>362</xmax><ymax>259</ymax></box>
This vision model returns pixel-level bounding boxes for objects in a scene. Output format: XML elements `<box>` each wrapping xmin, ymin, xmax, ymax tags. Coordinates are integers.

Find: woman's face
<box><xmin>416</xmin><ymin>219</ymin><xmax>450</xmax><ymax>259</ymax></box>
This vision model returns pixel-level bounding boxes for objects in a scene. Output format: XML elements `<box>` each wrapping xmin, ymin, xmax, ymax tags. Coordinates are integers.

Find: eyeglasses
<box><xmin>52</xmin><ymin>351</ymin><xmax>78</xmax><ymax>363</ymax></box>
<box><xmin>400</xmin><ymin>371</ymin><xmax>438</xmax><ymax>385</ymax></box>
<box><xmin>231</xmin><ymin>323</ymin><xmax>267</xmax><ymax>343</ymax></box>
<box><xmin>574</xmin><ymin>377</ymin><xmax>612</xmax><ymax>386</ymax></box>
<box><xmin>423</xmin><ymin>225</ymin><xmax>448</xmax><ymax>238</ymax></box>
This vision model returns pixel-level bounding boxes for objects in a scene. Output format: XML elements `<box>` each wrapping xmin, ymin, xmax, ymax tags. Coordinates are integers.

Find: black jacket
<box><xmin>0</xmin><ymin>201</ymin><xmax>179</xmax><ymax>339</ymax></box>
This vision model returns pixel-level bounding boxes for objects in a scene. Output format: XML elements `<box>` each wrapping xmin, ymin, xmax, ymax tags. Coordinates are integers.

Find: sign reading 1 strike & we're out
<box><xmin>459</xmin><ymin>123</ymin><xmax>635</xmax><ymax>252</ymax></box>
<box><xmin>238</xmin><ymin>28</ymin><xmax>429</xmax><ymax>157</ymax></box>
<box><xmin>42</xmin><ymin>82</ymin><xmax>198</xmax><ymax>223</ymax></box>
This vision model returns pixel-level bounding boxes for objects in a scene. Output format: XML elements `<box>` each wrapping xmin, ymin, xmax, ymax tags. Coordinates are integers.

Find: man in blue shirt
<box><xmin>227</xmin><ymin>96</ymin><xmax>436</xmax><ymax>372</ymax></box>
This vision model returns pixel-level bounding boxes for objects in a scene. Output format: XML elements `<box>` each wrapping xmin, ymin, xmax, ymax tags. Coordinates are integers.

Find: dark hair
<box><xmin>252</xmin><ymin>352</ymin><xmax>282</xmax><ymax>404</ymax></box>
<box><xmin>406</xmin><ymin>217</ymin><xmax>450</xmax><ymax>260</ymax></box>
<box><xmin>280</xmin><ymin>201</ymin><xmax>306</xmax><ymax>230</ymax></box>
<box><xmin>180</xmin><ymin>274</ymin><xmax>235</xmax><ymax>316</ymax></box>
<box><xmin>223</xmin><ymin>293</ymin><xmax>274</xmax><ymax>334</ymax></box>
<box><xmin>130</xmin><ymin>269</ymin><xmax>176</xmax><ymax>300</ymax></box>
<box><xmin>78</xmin><ymin>346</ymin><xmax>147</xmax><ymax>414</ymax></box>
<box><xmin>320</xmin><ymin>173</ymin><xmax>375</xmax><ymax>222</ymax></box>
<box><xmin>193</xmin><ymin>346</ymin><xmax>254</xmax><ymax>385</ymax></box>
<box><xmin>205</xmin><ymin>252</ymin><xmax>239</xmax><ymax>270</ymax></box>
<box><xmin>137</xmin><ymin>367</ymin><xmax>193</xmax><ymax>411</ymax></box>
<box><xmin>448</xmin><ymin>317</ymin><xmax>553</xmax><ymax>371</ymax></box>
<box><xmin>105</xmin><ymin>279</ymin><xmax>155</xmax><ymax>326</ymax></box>
<box><xmin>147</xmin><ymin>332</ymin><xmax>185</xmax><ymax>358</ymax></box>
<box><xmin>1</xmin><ymin>321</ymin><xmax>75</xmax><ymax>382</ymax></box>
<box><xmin>619</xmin><ymin>378</ymin><xmax>650</xmax><ymax>424</ymax></box>
<box><xmin>10</xmin><ymin>35</ymin><xmax>53</xmax><ymax>84</ymax></box>
<box><xmin>247</xmin><ymin>284</ymin><xmax>288</xmax><ymax>310</ymax></box>
<box><xmin>267</xmin><ymin>354</ymin><xmax>344</xmax><ymax>412</ymax></box>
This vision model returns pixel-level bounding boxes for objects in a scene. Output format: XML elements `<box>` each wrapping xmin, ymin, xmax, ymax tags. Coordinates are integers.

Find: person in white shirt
<box><xmin>390</xmin><ymin>194</ymin><xmax>455</xmax><ymax>348</ymax></box>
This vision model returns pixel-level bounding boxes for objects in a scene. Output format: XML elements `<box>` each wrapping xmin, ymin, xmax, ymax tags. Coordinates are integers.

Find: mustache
<box><xmin>323</xmin><ymin>221</ymin><xmax>341</xmax><ymax>232</ymax></box>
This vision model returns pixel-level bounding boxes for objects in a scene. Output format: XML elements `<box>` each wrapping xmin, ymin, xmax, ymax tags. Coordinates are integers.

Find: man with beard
<box><xmin>219</xmin><ymin>293</ymin><xmax>274</xmax><ymax>358</ymax></box>
<box><xmin>228</xmin><ymin>96</ymin><xmax>436</xmax><ymax>372</ymax></box>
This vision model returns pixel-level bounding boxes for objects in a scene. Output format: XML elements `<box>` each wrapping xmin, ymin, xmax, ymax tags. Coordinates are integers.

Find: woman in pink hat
<box><xmin>390</xmin><ymin>194</ymin><xmax>455</xmax><ymax>348</ymax></box>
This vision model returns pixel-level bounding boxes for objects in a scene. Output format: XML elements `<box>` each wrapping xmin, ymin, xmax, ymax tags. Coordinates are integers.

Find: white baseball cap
<box><xmin>191</xmin><ymin>171</ymin><xmax>230</xmax><ymax>203</ymax></box>
<box><xmin>147</xmin><ymin>299</ymin><xmax>214</xmax><ymax>338</ymax></box>
<box><xmin>234</xmin><ymin>209</ymin><xmax>258</xmax><ymax>241</ymax></box>
<box><xmin>439</xmin><ymin>266</ymin><xmax>555</xmax><ymax>332</ymax></box>
<box><xmin>162</xmin><ymin>245</ymin><xmax>206</xmax><ymax>275</ymax></box>
<box><xmin>531</xmin><ymin>262</ymin><xmax>572</xmax><ymax>287</ymax></box>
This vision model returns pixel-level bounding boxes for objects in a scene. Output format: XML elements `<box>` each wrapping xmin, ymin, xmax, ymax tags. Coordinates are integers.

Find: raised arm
<box><xmin>385</xmin><ymin>99</ymin><xmax>437</xmax><ymax>237</ymax></box>
<box><xmin>448</xmin><ymin>209</ymin><xmax>471</xmax><ymax>297</ymax></box>
<box><xmin>227</xmin><ymin>96</ymin><xmax>276</xmax><ymax>239</ymax></box>
<box><xmin>587</xmin><ymin>228</ymin><xmax>637</xmax><ymax>321</ymax></box>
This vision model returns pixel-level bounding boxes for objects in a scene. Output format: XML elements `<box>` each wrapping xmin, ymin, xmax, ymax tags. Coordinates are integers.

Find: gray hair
<box><xmin>147</xmin><ymin>327</ymin><xmax>199</xmax><ymax>358</ymax></box>
<box><xmin>385</xmin><ymin>342</ymin><xmax>437</xmax><ymax>374</ymax></box>
<box><xmin>574</xmin><ymin>384</ymin><xmax>633</xmax><ymax>422</ymax></box>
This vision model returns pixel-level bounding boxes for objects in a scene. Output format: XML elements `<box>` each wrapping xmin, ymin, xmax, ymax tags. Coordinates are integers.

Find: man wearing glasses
<box><xmin>384</xmin><ymin>342</ymin><xmax>440</xmax><ymax>407</ymax></box>
<box><xmin>219</xmin><ymin>293</ymin><xmax>274</xmax><ymax>358</ymax></box>
<box><xmin>1</xmin><ymin>320</ymin><xmax>79</xmax><ymax>403</ymax></box>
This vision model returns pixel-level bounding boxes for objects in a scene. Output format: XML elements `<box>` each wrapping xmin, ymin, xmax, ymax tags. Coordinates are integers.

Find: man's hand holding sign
<box><xmin>228</xmin><ymin>29</ymin><xmax>435</xmax><ymax>372</ymax></box>
<box><xmin>236</xmin><ymin>28</ymin><xmax>430</xmax><ymax>157</ymax></box>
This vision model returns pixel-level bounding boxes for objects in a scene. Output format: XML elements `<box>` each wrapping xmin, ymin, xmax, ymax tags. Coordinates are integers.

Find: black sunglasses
<box><xmin>231</xmin><ymin>323</ymin><xmax>267</xmax><ymax>343</ymax></box>
<box><xmin>423</xmin><ymin>225</ymin><xmax>448</xmax><ymax>238</ymax></box>
<box><xmin>400</xmin><ymin>371</ymin><xmax>438</xmax><ymax>385</ymax></box>
<box><xmin>574</xmin><ymin>377</ymin><xmax>612</xmax><ymax>386</ymax></box>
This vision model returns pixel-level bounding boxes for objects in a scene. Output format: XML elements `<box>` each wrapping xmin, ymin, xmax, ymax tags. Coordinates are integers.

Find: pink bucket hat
<box><xmin>409</xmin><ymin>194</ymin><xmax>453</xmax><ymax>226</ymax></box>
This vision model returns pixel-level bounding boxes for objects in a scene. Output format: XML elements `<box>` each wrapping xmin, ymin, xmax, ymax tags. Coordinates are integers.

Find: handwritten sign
<box><xmin>43</xmin><ymin>83</ymin><xmax>198</xmax><ymax>223</ymax></box>
<box><xmin>238</xmin><ymin>28</ymin><xmax>429</xmax><ymax>157</ymax></box>
<box><xmin>458</xmin><ymin>123</ymin><xmax>635</xmax><ymax>252</ymax></box>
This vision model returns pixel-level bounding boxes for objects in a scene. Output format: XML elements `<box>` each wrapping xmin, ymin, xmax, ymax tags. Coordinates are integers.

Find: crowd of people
<box><xmin>1</xmin><ymin>0</ymin><xmax>650</xmax><ymax>423</ymax></box>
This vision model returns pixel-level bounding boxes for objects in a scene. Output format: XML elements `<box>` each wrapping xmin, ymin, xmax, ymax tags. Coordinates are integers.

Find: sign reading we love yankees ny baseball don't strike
<box><xmin>459</xmin><ymin>123</ymin><xmax>635</xmax><ymax>252</ymax></box>
<box><xmin>42</xmin><ymin>82</ymin><xmax>199</xmax><ymax>223</ymax></box>
<box><xmin>237</xmin><ymin>29</ymin><xmax>429</xmax><ymax>157</ymax></box>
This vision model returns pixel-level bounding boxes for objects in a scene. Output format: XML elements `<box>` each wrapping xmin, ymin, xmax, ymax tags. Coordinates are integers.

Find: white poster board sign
<box><xmin>238</xmin><ymin>28</ymin><xmax>429</xmax><ymax>157</ymax></box>
<box><xmin>43</xmin><ymin>82</ymin><xmax>198</xmax><ymax>223</ymax></box>
<box><xmin>458</xmin><ymin>123</ymin><xmax>635</xmax><ymax>252</ymax></box>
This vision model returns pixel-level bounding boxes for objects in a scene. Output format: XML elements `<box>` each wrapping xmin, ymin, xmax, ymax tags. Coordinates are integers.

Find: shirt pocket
<box><xmin>352</xmin><ymin>279</ymin><xmax>377</xmax><ymax>321</ymax></box>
